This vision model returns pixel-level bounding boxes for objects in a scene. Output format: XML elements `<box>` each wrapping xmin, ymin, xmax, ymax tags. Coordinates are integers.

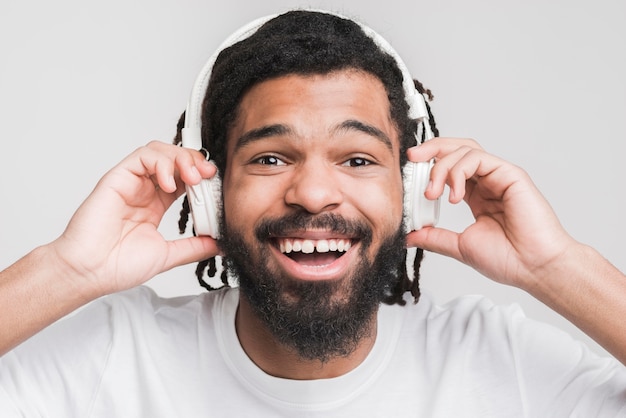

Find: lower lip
<box><xmin>268</xmin><ymin>243</ymin><xmax>358</xmax><ymax>281</ymax></box>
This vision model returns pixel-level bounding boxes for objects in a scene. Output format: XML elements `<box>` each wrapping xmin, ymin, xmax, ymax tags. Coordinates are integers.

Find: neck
<box><xmin>235</xmin><ymin>295</ymin><xmax>378</xmax><ymax>380</ymax></box>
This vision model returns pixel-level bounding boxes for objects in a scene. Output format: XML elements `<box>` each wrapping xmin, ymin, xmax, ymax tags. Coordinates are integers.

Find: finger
<box><xmin>154</xmin><ymin>155</ymin><xmax>178</xmax><ymax>193</ymax></box>
<box><xmin>407</xmin><ymin>137</ymin><xmax>483</xmax><ymax>162</ymax></box>
<box><xmin>191</xmin><ymin>152</ymin><xmax>217</xmax><ymax>179</ymax></box>
<box><xmin>432</xmin><ymin>148</ymin><xmax>514</xmax><ymax>204</ymax></box>
<box><xmin>123</xmin><ymin>142</ymin><xmax>215</xmax><ymax>193</ymax></box>
<box><xmin>425</xmin><ymin>145</ymin><xmax>476</xmax><ymax>201</ymax></box>
<box><xmin>406</xmin><ymin>227</ymin><xmax>462</xmax><ymax>261</ymax></box>
<box><xmin>456</xmin><ymin>153</ymin><xmax>525</xmax><ymax>204</ymax></box>
<box><xmin>446</xmin><ymin>148</ymin><xmax>491</xmax><ymax>204</ymax></box>
<box><xmin>162</xmin><ymin>236</ymin><xmax>220</xmax><ymax>272</ymax></box>
<box><xmin>146</xmin><ymin>141</ymin><xmax>215</xmax><ymax>186</ymax></box>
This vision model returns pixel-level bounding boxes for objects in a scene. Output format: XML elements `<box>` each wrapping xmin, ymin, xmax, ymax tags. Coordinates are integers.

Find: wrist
<box><xmin>44</xmin><ymin>239</ymin><xmax>110</xmax><ymax>302</ymax></box>
<box><xmin>521</xmin><ymin>241</ymin><xmax>626</xmax><ymax>364</ymax></box>
<box><xmin>0</xmin><ymin>243</ymin><xmax>106</xmax><ymax>354</ymax></box>
<box><xmin>521</xmin><ymin>240</ymin><xmax>587</xmax><ymax>297</ymax></box>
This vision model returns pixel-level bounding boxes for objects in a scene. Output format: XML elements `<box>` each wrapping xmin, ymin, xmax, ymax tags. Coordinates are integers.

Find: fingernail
<box><xmin>167</xmin><ymin>175</ymin><xmax>176</xmax><ymax>190</ymax></box>
<box><xmin>190</xmin><ymin>166</ymin><xmax>201</xmax><ymax>180</ymax></box>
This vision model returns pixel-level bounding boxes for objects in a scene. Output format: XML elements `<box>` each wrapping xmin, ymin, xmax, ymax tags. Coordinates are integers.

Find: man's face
<box><xmin>220</xmin><ymin>69</ymin><xmax>405</xmax><ymax>360</ymax></box>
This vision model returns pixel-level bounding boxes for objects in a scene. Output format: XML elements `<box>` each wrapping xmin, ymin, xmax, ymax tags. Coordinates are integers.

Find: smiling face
<box><xmin>219</xmin><ymin>69</ymin><xmax>406</xmax><ymax>360</ymax></box>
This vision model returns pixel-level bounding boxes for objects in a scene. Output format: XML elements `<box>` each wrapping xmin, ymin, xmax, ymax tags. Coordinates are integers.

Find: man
<box><xmin>1</xmin><ymin>10</ymin><xmax>625</xmax><ymax>416</ymax></box>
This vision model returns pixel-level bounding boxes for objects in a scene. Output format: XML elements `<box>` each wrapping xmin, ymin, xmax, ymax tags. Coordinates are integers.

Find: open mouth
<box><xmin>273</xmin><ymin>238</ymin><xmax>355</xmax><ymax>267</ymax></box>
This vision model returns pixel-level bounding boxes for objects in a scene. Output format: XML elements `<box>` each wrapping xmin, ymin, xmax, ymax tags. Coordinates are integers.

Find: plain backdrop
<box><xmin>1</xmin><ymin>0</ymin><xmax>624</xmax><ymax>358</ymax></box>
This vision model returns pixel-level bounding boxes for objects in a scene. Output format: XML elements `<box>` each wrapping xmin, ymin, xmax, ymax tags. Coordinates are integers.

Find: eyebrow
<box><xmin>235</xmin><ymin>124</ymin><xmax>293</xmax><ymax>150</ymax></box>
<box><xmin>334</xmin><ymin>119</ymin><xmax>393</xmax><ymax>151</ymax></box>
<box><xmin>234</xmin><ymin>119</ymin><xmax>393</xmax><ymax>151</ymax></box>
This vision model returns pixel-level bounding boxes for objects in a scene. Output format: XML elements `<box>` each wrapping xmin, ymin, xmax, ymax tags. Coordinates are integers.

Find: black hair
<box><xmin>174</xmin><ymin>10</ymin><xmax>439</xmax><ymax>305</ymax></box>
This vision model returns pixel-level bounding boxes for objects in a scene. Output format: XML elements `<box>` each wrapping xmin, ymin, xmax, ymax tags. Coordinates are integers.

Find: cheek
<box><xmin>352</xmin><ymin>172</ymin><xmax>404</xmax><ymax>239</ymax></box>
<box><xmin>222</xmin><ymin>170</ymin><xmax>246</xmax><ymax>228</ymax></box>
<box><xmin>374</xmin><ymin>172</ymin><xmax>404</xmax><ymax>219</ymax></box>
<box><xmin>222</xmin><ymin>173</ymin><xmax>284</xmax><ymax>233</ymax></box>
<box><xmin>222</xmin><ymin>178</ymin><xmax>252</xmax><ymax>229</ymax></box>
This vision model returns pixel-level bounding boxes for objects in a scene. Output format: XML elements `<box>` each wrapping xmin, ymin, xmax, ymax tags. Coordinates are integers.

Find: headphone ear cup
<box><xmin>185</xmin><ymin>174</ymin><xmax>222</xmax><ymax>238</ymax></box>
<box><xmin>403</xmin><ymin>160</ymin><xmax>440</xmax><ymax>232</ymax></box>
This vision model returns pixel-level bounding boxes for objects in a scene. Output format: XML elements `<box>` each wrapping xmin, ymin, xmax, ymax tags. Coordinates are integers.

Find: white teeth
<box><xmin>301</xmin><ymin>240</ymin><xmax>315</xmax><ymax>254</ymax></box>
<box><xmin>277</xmin><ymin>238</ymin><xmax>352</xmax><ymax>254</ymax></box>
<box><xmin>316</xmin><ymin>239</ymin><xmax>330</xmax><ymax>253</ymax></box>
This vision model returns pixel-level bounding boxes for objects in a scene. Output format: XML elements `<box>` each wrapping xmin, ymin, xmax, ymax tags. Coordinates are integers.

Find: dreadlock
<box><xmin>173</xmin><ymin>10</ymin><xmax>439</xmax><ymax>304</ymax></box>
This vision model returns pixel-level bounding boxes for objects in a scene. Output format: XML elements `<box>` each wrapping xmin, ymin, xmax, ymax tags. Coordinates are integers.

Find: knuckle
<box><xmin>460</xmin><ymin>138</ymin><xmax>482</xmax><ymax>150</ymax></box>
<box><xmin>145</xmin><ymin>140</ymin><xmax>164</xmax><ymax>149</ymax></box>
<box><xmin>465</xmin><ymin>147</ymin><xmax>484</xmax><ymax>159</ymax></box>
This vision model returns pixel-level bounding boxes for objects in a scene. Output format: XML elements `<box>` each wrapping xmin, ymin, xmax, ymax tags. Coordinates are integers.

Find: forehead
<box><xmin>227</xmin><ymin>70</ymin><xmax>398</xmax><ymax>152</ymax></box>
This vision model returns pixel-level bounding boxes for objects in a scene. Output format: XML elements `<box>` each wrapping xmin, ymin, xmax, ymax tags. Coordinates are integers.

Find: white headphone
<box><xmin>181</xmin><ymin>11</ymin><xmax>439</xmax><ymax>238</ymax></box>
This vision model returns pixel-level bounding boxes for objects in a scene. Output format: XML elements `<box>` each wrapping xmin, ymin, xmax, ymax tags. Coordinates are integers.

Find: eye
<box><xmin>254</xmin><ymin>155</ymin><xmax>286</xmax><ymax>166</ymax></box>
<box><xmin>342</xmin><ymin>157</ymin><xmax>372</xmax><ymax>167</ymax></box>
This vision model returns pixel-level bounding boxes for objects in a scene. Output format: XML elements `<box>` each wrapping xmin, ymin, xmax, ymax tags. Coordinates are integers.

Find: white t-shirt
<box><xmin>1</xmin><ymin>286</ymin><xmax>625</xmax><ymax>417</ymax></box>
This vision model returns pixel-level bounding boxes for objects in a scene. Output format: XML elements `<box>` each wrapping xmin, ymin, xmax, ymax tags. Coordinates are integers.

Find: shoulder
<box><xmin>90</xmin><ymin>285</ymin><xmax>237</xmax><ymax>331</ymax></box>
<box><xmin>93</xmin><ymin>285</ymin><xmax>230</xmax><ymax>314</ymax></box>
<box><xmin>388</xmin><ymin>291</ymin><xmax>601</xmax><ymax>374</ymax></box>
<box><xmin>9</xmin><ymin>286</ymin><xmax>237</xmax><ymax>358</ymax></box>
<box><xmin>392</xmin><ymin>292</ymin><xmax>626</xmax><ymax>415</ymax></box>
<box><xmin>399</xmin><ymin>291</ymin><xmax>599</xmax><ymax>356</ymax></box>
<box><xmin>392</xmin><ymin>291</ymin><xmax>525</xmax><ymax>338</ymax></box>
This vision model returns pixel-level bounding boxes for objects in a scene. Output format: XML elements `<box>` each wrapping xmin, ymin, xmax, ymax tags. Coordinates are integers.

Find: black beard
<box><xmin>219</xmin><ymin>212</ymin><xmax>405</xmax><ymax>363</ymax></box>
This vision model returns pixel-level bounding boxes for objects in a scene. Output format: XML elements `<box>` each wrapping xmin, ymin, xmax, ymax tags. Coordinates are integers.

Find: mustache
<box><xmin>254</xmin><ymin>212</ymin><xmax>373</xmax><ymax>245</ymax></box>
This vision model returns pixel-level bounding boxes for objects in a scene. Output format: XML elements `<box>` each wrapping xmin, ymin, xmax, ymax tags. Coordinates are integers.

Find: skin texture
<box><xmin>1</xmin><ymin>69</ymin><xmax>625</xmax><ymax>377</ymax></box>
<box><xmin>222</xmin><ymin>70</ymin><xmax>403</xmax><ymax>264</ymax></box>
<box><xmin>221</xmin><ymin>70</ymin><xmax>404</xmax><ymax>377</ymax></box>
<box><xmin>0</xmin><ymin>142</ymin><xmax>218</xmax><ymax>355</ymax></box>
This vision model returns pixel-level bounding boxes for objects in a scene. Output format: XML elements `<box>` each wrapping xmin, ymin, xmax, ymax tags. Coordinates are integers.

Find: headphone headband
<box><xmin>181</xmin><ymin>10</ymin><xmax>432</xmax><ymax>152</ymax></box>
<box><xmin>180</xmin><ymin>10</ymin><xmax>439</xmax><ymax>238</ymax></box>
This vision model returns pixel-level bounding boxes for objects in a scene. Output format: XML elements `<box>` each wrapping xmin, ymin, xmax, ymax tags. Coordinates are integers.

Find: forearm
<box><xmin>524</xmin><ymin>243</ymin><xmax>626</xmax><ymax>365</ymax></box>
<box><xmin>0</xmin><ymin>143</ymin><xmax>218</xmax><ymax>357</ymax></box>
<box><xmin>0</xmin><ymin>244</ymin><xmax>103</xmax><ymax>356</ymax></box>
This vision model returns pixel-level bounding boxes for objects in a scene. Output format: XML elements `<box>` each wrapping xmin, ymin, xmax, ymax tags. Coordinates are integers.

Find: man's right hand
<box><xmin>0</xmin><ymin>141</ymin><xmax>219</xmax><ymax>354</ymax></box>
<box><xmin>52</xmin><ymin>141</ymin><xmax>219</xmax><ymax>295</ymax></box>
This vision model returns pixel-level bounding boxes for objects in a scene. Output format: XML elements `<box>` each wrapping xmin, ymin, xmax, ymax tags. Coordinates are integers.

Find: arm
<box><xmin>406</xmin><ymin>138</ymin><xmax>626</xmax><ymax>365</ymax></box>
<box><xmin>0</xmin><ymin>141</ymin><xmax>219</xmax><ymax>356</ymax></box>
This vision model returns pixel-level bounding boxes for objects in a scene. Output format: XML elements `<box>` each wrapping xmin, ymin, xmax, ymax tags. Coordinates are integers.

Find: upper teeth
<box><xmin>278</xmin><ymin>238</ymin><xmax>352</xmax><ymax>254</ymax></box>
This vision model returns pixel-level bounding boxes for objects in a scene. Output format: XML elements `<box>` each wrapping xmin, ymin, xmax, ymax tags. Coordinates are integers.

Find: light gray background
<box><xmin>1</xmin><ymin>0</ymin><xmax>624</xmax><ymax>357</ymax></box>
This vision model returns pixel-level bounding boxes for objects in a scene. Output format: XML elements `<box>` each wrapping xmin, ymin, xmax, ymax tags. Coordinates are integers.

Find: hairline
<box><xmin>224</xmin><ymin>67</ymin><xmax>404</xmax><ymax>167</ymax></box>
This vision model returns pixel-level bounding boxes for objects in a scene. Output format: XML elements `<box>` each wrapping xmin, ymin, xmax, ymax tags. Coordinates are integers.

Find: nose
<box><xmin>284</xmin><ymin>160</ymin><xmax>343</xmax><ymax>214</ymax></box>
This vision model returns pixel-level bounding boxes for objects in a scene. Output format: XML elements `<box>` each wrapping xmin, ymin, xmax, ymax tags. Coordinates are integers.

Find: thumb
<box><xmin>406</xmin><ymin>227</ymin><xmax>462</xmax><ymax>262</ymax></box>
<box><xmin>162</xmin><ymin>236</ymin><xmax>220</xmax><ymax>272</ymax></box>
